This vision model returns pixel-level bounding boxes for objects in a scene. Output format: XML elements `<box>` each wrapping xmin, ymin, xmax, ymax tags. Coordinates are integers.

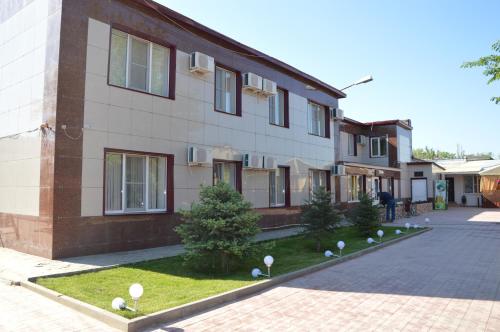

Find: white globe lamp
<box><xmin>377</xmin><ymin>229</ymin><xmax>384</xmax><ymax>242</ymax></box>
<box><xmin>129</xmin><ymin>283</ymin><xmax>143</xmax><ymax>311</ymax></box>
<box><xmin>111</xmin><ymin>297</ymin><xmax>126</xmax><ymax>310</ymax></box>
<box><xmin>405</xmin><ymin>222</ymin><xmax>410</xmax><ymax>230</ymax></box>
<box><xmin>395</xmin><ymin>229</ymin><xmax>401</xmax><ymax>235</ymax></box>
<box><xmin>263</xmin><ymin>255</ymin><xmax>274</xmax><ymax>277</ymax></box>
<box><xmin>367</xmin><ymin>237</ymin><xmax>375</xmax><ymax>244</ymax></box>
<box><xmin>324</xmin><ymin>250</ymin><xmax>333</xmax><ymax>257</ymax></box>
<box><xmin>251</xmin><ymin>268</ymin><xmax>262</xmax><ymax>278</ymax></box>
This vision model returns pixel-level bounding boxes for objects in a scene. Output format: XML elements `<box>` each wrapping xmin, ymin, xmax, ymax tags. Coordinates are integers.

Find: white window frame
<box><xmin>307</xmin><ymin>102</ymin><xmax>326</xmax><ymax>137</ymax></box>
<box><xmin>370</xmin><ymin>136</ymin><xmax>388</xmax><ymax>157</ymax></box>
<box><xmin>464</xmin><ymin>175</ymin><xmax>480</xmax><ymax>194</ymax></box>
<box><xmin>105</xmin><ymin>152</ymin><xmax>167</xmax><ymax>215</ymax></box>
<box><xmin>110</xmin><ymin>29</ymin><xmax>170</xmax><ymax>97</ymax></box>
<box><xmin>269</xmin><ymin>167</ymin><xmax>286</xmax><ymax>207</ymax></box>
<box><xmin>348</xmin><ymin>175</ymin><xmax>363</xmax><ymax>202</ymax></box>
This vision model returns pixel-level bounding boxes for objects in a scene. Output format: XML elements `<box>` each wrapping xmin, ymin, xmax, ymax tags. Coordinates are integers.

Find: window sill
<box><xmin>269</xmin><ymin>204</ymin><xmax>287</xmax><ymax>208</ymax></box>
<box><xmin>370</xmin><ymin>155</ymin><xmax>388</xmax><ymax>158</ymax></box>
<box><xmin>104</xmin><ymin>210</ymin><xmax>170</xmax><ymax>216</ymax></box>
<box><xmin>214</xmin><ymin>108</ymin><xmax>241</xmax><ymax>117</ymax></box>
<box><xmin>269</xmin><ymin>122</ymin><xmax>289</xmax><ymax>129</ymax></box>
<box><xmin>308</xmin><ymin>132</ymin><xmax>329</xmax><ymax>139</ymax></box>
<box><xmin>108</xmin><ymin>82</ymin><xmax>175</xmax><ymax>101</ymax></box>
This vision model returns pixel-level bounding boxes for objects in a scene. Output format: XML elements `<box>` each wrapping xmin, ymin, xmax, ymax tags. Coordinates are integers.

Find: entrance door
<box><xmin>446</xmin><ymin>177</ymin><xmax>455</xmax><ymax>203</ymax></box>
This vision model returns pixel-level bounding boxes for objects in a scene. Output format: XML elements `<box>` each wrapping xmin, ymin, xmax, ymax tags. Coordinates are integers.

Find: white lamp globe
<box><xmin>251</xmin><ymin>268</ymin><xmax>262</xmax><ymax>278</ymax></box>
<box><xmin>337</xmin><ymin>241</ymin><xmax>345</xmax><ymax>250</ymax></box>
<box><xmin>129</xmin><ymin>283</ymin><xmax>143</xmax><ymax>300</ymax></box>
<box><xmin>413</xmin><ymin>224</ymin><xmax>419</xmax><ymax>229</ymax></box>
<box><xmin>264</xmin><ymin>255</ymin><xmax>274</xmax><ymax>267</ymax></box>
<box><xmin>377</xmin><ymin>230</ymin><xmax>384</xmax><ymax>238</ymax></box>
<box><xmin>324</xmin><ymin>250</ymin><xmax>333</xmax><ymax>257</ymax></box>
<box><xmin>425</xmin><ymin>218</ymin><xmax>430</xmax><ymax>223</ymax></box>
<box><xmin>395</xmin><ymin>229</ymin><xmax>401</xmax><ymax>235</ymax></box>
<box><xmin>405</xmin><ymin>222</ymin><xmax>410</xmax><ymax>230</ymax></box>
<box><xmin>367</xmin><ymin>237</ymin><xmax>374</xmax><ymax>244</ymax></box>
<box><xmin>111</xmin><ymin>297</ymin><xmax>126</xmax><ymax>310</ymax></box>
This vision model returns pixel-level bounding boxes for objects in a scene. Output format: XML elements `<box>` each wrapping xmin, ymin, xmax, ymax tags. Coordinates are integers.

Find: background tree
<box><xmin>176</xmin><ymin>182</ymin><xmax>262</xmax><ymax>273</ymax></box>
<box><xmin>300</xmin><ymin>186</ymin><xmax>340</xmax><ymax>252</ymax></box>
<box><xmin>461</xmin><ymin>40</ymin><xmax>500</xmax><ymax>104</ymax></box>
<box><xmin>348</xmin><ymin>193</ymin><xmax>380</xmax><ymax>236</ymax></box>
<box><xmin>413</xmin><ymin>146</ymin><xmax>456</xmax><ymax>160</ymax></box>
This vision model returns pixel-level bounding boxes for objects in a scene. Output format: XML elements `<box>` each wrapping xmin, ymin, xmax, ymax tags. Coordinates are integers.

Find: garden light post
<box><xmin>377</xmin><ymin>229</ymin><xmax>384</xmax><ymax>242</ymax></box>
<box><xmin>324</xmin><ymin>241</ymin><xmax>346</xmax><ymax>258</ymax></box>
<box><xmin>129</xmin><ymin>283</ymin><xmax>144</xmax><ymax>312</ymax></box>
<box><xmin>405</xmin><ymin>222</ymin><xmax>411</xmax><ymax>231</ymax></box>
<box><xmin>367</xmin><ymin>237</ymin><xmax>380</xmax><ymax>244</ymax></box>
<box><xmin>251</xmin><ymin>255</ymin><xmax>274</xmax><ymax>278</ymax></box>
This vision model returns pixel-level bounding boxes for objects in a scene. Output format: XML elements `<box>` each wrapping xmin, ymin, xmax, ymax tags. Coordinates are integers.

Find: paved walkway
<box><xmin>2</xmin><ymin>208</ymin><xmax>500</xmax><ymax>331</ymax></box>
<box><xmin>148</xmin><ymin>208</ymin><xmax>500</xmax><ymax>331</ymax></box>
<box><xmin>0</xmin><ymin>226</ymin><xmax>302</xmax><ymax>282</ymax></box>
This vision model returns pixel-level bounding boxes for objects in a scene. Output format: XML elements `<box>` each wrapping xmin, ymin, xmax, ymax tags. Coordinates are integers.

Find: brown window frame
<box><xmin>307</xmin><ymin>100</ymin><xmax>331</xmax><ymax>139</ymax></box>
<box><xmin>268</xmin><ymin>87</ymin><xmax>289</xmax><ymax>128</ymax></box>
<box><xmin>214</xmin><ymin>63</ymin><xmax>242</xmax><ymax>117</ymax></box>
<box><xmin>107</xmin><ymin>23</ymin><xmax>177</xmax><ymax>100</ymax></box>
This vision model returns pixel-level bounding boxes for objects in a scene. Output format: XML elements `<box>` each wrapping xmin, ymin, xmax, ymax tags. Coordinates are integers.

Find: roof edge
<box><xmin>136</xmin><ymin>0</ymin><xmax>346</xmax><ymax>99</ymax></box>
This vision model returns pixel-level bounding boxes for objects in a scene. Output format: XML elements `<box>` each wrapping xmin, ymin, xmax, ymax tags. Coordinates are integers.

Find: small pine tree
<box><xmin>349</xmin><ymin>193</ymin><xmax>380</xmax><ymax>236</ymax></box>
<box><xmin>175</xmin><ymin>182</ymin><xmax>262</xmax><ymax>273</ymax></box>
<box><xmin>300</xmin><ymin>186</ymin><xmax>340</xmax><ymax>252</ymax></box>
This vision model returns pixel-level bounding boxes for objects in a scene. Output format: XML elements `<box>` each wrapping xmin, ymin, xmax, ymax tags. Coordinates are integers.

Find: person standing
<box><xmin>378</xmin><ymin>191</ymin><xmax>395</xmax><ymax>222</ymax></box>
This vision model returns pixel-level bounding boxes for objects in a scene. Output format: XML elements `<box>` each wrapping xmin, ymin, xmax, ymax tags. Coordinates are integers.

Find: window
<box><xmin>308</xmin><ymin>102</ymin><xmax>326</xmax><ymax>137</ymax></box>
<box><xmin>214</xmin><ymin>161</ymin><xmax>237</xmax><ymax>190</ymax></box>
<box><xmin>109</xmin><ymin>29</ymin><xmax>170</xmax><ymax>97</ymax></box>
<box><xmin>464</xmin><ymin>175</ymin><xmax>480</xmax><ymax>193</ymax></box>
<box><xmin>370</xmin><ymin>177</ymin><xmax>380</xmax><ymax>203</ymax></box>
<box><xmin>215</xmin><ymin>66</ymin><xmax>237</xmax><ymax>114</ymax></box>
<box><xmin>348</xmin><ymin>175</ymin><xmax>364</xmax><ymax>202</ymax></box>
<box><xmin>347</xmin><ymin>134</ymin><xmax>356</xmax><ymax>156</ymax></box>
<box><xmin>414</xmin><ymin>171</ymin><xmax>424</xmax><ymax>177</ymax></box>
<box><xmin>105</xmin><ymin>152</ymin><xmax>167</xmax><ymax>214</ymax></box>
<box><xmin>269</xmin><ymin>88</ymin><xmax>287</xmax><ymax>127</ymax></box>
<box><xmin>370</xmin><ymin>136</ymin><xmax>388</xmax><ymax>157</ymax></box>
<box><xmin>309</xmin><ymin>169</ymin><xmax>327</xmax><ymax>197</ymax></box>
<box><xmin>270</xmin><ymin>167</ymin><xmax>287</xmax><ymax>207</ymax></box>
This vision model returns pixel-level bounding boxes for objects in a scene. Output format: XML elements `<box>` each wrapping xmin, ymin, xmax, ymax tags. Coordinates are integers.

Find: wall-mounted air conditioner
<box><xmin>189</xmin><ymin>52</ymin><xmax>215</xmax><ymax>74</ymax></box>
<box><xmin>243</xmin><ymin>153</ymin><xmax>263</xmax><ymax>169</ymax></box>
<box><xmin>356</xmin><ymin>135</ymin><xmax>367</xmax><ymax>145</ymax></box>
<box><xmin>261</xmin><ymin>78</ymin><xmax>277</xmax><ymax>96</ymax></box>
<box><xmin>243</xmin><ymin>73</ymin><xmax>263</xmax><ymax>92</ymax></box>
<box><xmin>331</xmin><ymin>165</ymin><xmax>346</xmax><ymax>176</ymax></box>
<box><xmin>375</xmin><ymin>169</ymin><xmax>385</xmax><ymax>176</ymax></box>
<box><xmin>330</xmin><ymin>108</ymin><xmax>344</xmax><ymax>120</ymax></box>
<box><xmin>263</xmin><ymin>156</ymin><xmax>278</xmax><ymax>170</ymax></box>
<box><xmin>187</xmin><ymin>145</ymin><xmax>213</xmax><ymax>165</ymax></box>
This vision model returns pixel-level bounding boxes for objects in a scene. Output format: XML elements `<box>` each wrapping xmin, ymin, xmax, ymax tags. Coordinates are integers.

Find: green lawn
<box><xmin>37</xmin><ymin>226</ymin><xmax>421</xmax><ymax>318</ymax></box>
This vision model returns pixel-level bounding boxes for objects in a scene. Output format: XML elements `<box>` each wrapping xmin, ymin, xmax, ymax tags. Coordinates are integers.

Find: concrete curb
<box><xmin>23</xmin><ymin>227</ymin><xmax>431</xmax><ymax>332</ymax></box>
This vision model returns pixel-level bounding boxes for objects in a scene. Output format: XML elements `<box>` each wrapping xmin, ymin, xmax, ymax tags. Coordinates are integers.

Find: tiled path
<box><xmin>149</xmin><ymin>208</ymin><xmax>500</xmax><ymax>331</ymax></box>
<box><xmin>2</xmin><ymin>208</ymin><xmax>500</xmax><ymax>331</ymax></box>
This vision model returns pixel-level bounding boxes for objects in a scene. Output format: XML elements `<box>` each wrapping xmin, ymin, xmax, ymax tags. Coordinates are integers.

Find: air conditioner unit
<box><xmin>331</xmin><ymin>165</ymin><xmax>346</xmax><ymax>176</ymax></box>
<box><xmin>242</xmin><ymin>153</ymin><xmax>263</xmax><ymax>169</ymax></box>
<box><xmin>243</xmin><ymin>73</ymin><xmax>262</xmax><ymax>92</ymax></box>
<box><xmin>189</xmin><ymin>52</ymin><xmax>215</xmax><ymax>74</ymax></box>
<box><xmin>356</xmin><ymin>135</ymin><xmax>367</xmax><ymax>145</ymax></box>
<box><xmin>330</xmin><ymin>108</ymin><xmax>344</xmax><ymax>120</ymax></box>
<box><xmin>261</xmin><ymin>78</ymin><xmax>277</xmax><ymax>96</ymax></box>
<box><xmin>263</xmin><ymin>156</ymin><xmax>278</xmax><ymax>170</ymax></box>
<box><xmin>375</xmin><ymin>169</ymin><xmax>384</xmax><ymax>176</ymax></box>
<box><xmin>187</xmin><ymin>145</ymin><xmax>212</xmax><ymax>165</ymax></box>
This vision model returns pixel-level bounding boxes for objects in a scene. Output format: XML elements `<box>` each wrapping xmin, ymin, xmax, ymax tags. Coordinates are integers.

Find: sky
<box><xmin>158</xmin><ymin>0</ymin><xmax>500</xmax><ymax>157</ymax></box>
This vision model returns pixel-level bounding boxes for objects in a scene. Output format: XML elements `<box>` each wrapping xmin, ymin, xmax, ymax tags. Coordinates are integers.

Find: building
<box><xmin>0</xmin><ymin>0</ymin><xmax>349</xmax><ymax>258</ymax></box>
<box><xmin>334</xmin><ymin>118</ymin><xmax>415</xmax><ymax>205</ymax></box>
<box><xmin>434</xmin><ymin>159</ymin><xmax>500</xmax><ymax>208</ymax></box>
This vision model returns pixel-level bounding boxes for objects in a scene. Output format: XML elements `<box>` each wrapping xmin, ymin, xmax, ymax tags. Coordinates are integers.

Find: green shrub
<box><xmin>175</xmin><ymin>182</ymin><xmax>263</xmax><ymax>274</ymax></box>
<box><xmin>300</xmin><ymin>186</ymin><xmax>340</xmax><ymax>252</ymax></box>
<box><xmin>348</xmin><ymin>193</ymin><xmax>380</xmax><ymax>236</ymax></box>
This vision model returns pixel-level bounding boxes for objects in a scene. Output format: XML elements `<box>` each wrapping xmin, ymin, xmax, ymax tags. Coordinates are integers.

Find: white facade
<box><xmin>80</xmin><ymin>19</ymin><xmax>336</xmax><ymax>215</ymax></box>
<box><xmin>0</xmin><ymin>0</ymin><xmax>58</xmax><ymax>216</ymax></box>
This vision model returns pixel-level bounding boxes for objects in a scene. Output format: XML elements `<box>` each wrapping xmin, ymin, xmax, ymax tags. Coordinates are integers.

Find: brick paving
<box><xmin>1</xmin><ymin>208</ymin><xmax>500</xmax><ymax>331</ymax></box>
<box><xmin>147</xmin><ymin>208</ymin><xmax>500</xmax><ymax>332</ymax></box>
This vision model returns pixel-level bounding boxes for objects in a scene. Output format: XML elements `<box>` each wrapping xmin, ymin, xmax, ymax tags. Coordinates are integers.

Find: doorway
<box><xmin>446</xmin><ymin>177</ymin><xmax>455</xmax><ymax>203</ymax></box>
